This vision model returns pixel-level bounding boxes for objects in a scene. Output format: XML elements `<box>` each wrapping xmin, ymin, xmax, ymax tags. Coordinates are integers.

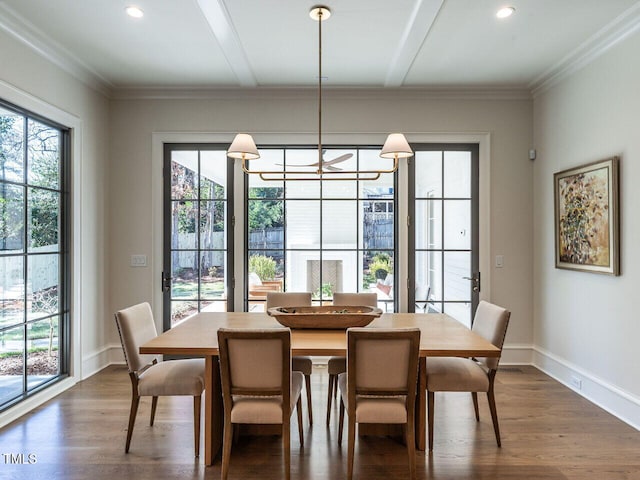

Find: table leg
<box><xmin>415</xmin><ymin>357</ymin><xmax>426</xmax><ymax>451</ymax></box>
<box><xmin>204</xmin><ymin>356</ymin><xmax>224</xmax><ymax>466</ymax></box>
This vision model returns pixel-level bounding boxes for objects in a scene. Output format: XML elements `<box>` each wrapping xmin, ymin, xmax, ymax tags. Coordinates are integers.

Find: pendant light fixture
<box><xmin>227</xmin><ymin>5</ymin><xmax>413</xmax><ymax>181</ymax></box>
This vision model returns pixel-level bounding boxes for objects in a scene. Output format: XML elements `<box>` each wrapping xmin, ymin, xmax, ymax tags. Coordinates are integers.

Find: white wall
<box><xmin>0</xmin><ymin>29</ymin><xmax>110</xmax><ymax>387</ymax></box>
<box><xmin>533</xmin><ymin>30</ymin><xmax>640</xmax><ymax>427</ymax></box>
<box><xmin>108</xmin><ymin>91</ymin><xmax>534</xmax><ymax>360</ymax></box>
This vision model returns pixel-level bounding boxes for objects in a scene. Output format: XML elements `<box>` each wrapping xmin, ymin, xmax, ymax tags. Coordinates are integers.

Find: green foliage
<box><xmin>313</xmin><ymin>282</ymin><xmax>333</xmax><ymax>300</ymax></box>
<box><xmin>368</xmin><ymin>252</ymin><xmax>393</xmax><ymax>279</ymax></box>
<box><xmin>248</xmin><ymin>187</ymin><xmax>283</xmax><ymax>230</ymax></box>
<box><xmin>249</xmin><ymin>254</ymin><xmax>276</xmax><ymax>281</ymax></box>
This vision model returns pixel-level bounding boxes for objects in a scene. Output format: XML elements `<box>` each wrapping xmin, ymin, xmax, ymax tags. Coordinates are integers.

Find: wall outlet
<box><xmin>570</xmin><ymin>376</ymin><xmax>582</xmax><ymax>390</ymax></box>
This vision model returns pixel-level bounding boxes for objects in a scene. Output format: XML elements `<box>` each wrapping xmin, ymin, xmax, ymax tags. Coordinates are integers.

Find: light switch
<box><xmin>131</xmin><ymin>254</ymin><xmax>147</xmax><ymax>267</ymax></box>
<box><xmin>495</xmin><ymin>255</ymin><xmax>504</xmax><ymax>268</ymax></box>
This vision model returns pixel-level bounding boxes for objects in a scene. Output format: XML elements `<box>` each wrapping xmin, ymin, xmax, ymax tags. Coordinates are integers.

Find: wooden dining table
<box><xmin>140</xmin><ymin>311</ymin><xmax>500</xmax><ymax>466</ymax></box>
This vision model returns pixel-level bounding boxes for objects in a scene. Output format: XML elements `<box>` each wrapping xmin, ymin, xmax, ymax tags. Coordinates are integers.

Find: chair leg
<box><xmin>472</xmin><ymin>392</ymin><xmax>480</xmax><ymax>421</ymax></box>
<box><xmin>297</xmin><ymin>397</ymin><xmax>304</xmax><ymax>447</ymax></box>
<box><xmin>305</xmin><ymin>373</ymin><xmax>313</xmax><ymax>425</ymax></box>
<box><xmin>150</xmin><ymin>396</ymin><xmax>158</xmax><ymax>426</ymax></box>
<box><xmin>125</xmin><ymin>394</ymin><xmax>140</xmax><ymax>453</ymax></box>
<box><xmin>221</xmin><ymin>420</ymin><xmax>234</xmax><ymax>480</ymax></box>
<box><xmin>193</xmin><ymin>395</ymin><xmax>201</xmax><ymax>457</ymax></box>
<box><xmin>406</xmin><ymin>418</ymin><xmax>416</xmax><ymax>480</ymax></box>
<box><xmin>347</xmin><ymin>415</ymin><xmax>356</xmax><ymax>480</ymax></box>
<box><xmin>326</xmin><ymin>374</ymin><xmax>335</xmax><ymax>426</ymax></box>
<box><xmin>338</xmin><ymin>398</ymin><xmax>345</xmax><ymax>445</ymax></box>
<box><xmin>283</xmin><ymin>419</ymin><xmax>291</xmax><ymax>480</ymax></box>
<box><xmin>427</xmin><ymin>391</ymin><xmax>435</xmax><ymax>452</ymax></box>
<box><xmin>487</xmin><ymin>373</ymin><xmax>501</xmax><ymax>447</ymax></box>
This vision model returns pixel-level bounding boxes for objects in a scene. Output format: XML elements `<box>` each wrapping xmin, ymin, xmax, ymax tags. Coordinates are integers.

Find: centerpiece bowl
<box><xmin>267</xmin><ymin>305</ymin><xmax>383</xmax><ymax>329</ymax></box>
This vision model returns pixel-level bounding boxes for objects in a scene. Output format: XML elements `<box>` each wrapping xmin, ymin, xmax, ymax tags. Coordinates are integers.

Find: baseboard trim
<box><xmin>500</xmin><ymin>343</ymin><xmax>534</xmax><ymax>365</ymax></box>
<box><xmin>533</xmin><ymin>346</ymin><xmax>640</xmax><ymax>431</ymax></box>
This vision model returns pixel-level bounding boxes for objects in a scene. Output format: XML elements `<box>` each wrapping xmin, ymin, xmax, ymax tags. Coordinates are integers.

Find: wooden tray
<box><xmin>267</xmin><ymin>305</ymin><xmax>383</xmax><ymax>329</ymax></box>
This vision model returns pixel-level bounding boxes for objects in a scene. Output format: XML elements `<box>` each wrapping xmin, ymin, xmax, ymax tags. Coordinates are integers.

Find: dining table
<box><xmin>139</xmin><ymin>311</ymin><xmax>500</xmax><ymax>466</ymax></box>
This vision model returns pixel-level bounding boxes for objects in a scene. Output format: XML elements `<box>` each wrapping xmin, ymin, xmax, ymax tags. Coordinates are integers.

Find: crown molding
<box><xmin>0</xmin><ymin>3</ymin><xmax>112</xmax><ymax>97</ymax></box>
<box><xmin>111</xmin><ymin>85</ymin><xmax>532</xmax><ymax>101</ymax></box>
<box><xmin>530</xmin><ymin>3</ymin><xmax>640</xmax><ymax>97</ymax></box>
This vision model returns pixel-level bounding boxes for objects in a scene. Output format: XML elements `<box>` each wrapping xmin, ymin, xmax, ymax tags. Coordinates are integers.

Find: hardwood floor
<box><xmin>1</xmin><ymin>365</ymin><xmax>639</xmax><ymax>479</ymax></box>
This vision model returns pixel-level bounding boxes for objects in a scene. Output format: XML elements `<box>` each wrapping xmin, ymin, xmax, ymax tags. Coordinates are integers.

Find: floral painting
<box><xmin>554</xmin><ymin>157</ymin><xmax>619</xmax><ymax>275</ymax></box>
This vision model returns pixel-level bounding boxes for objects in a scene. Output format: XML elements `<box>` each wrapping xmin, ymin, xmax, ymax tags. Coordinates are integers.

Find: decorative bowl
<box><xmin>266</xmin><ymin>305</ymin><xmax>383</xmax><ymax>329</ymax></box>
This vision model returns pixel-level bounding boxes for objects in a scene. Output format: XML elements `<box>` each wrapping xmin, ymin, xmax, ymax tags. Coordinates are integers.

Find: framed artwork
<box><xmin>554</xmin><ymin>156</ymin><xmax>619</xmax><ymax>275</ymax></box>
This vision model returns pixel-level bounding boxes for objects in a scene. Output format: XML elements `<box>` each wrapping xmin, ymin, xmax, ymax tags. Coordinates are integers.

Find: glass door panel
<box><xmin>163</xmin><ymin>146</ymin><xmax>233</xmax><ymax>329</ymax></box>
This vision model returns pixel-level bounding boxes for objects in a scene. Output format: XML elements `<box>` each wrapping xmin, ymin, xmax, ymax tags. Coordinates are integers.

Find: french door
<box><xmin>162</xmin><ymin>144</ymin><xmax>234</xmax><ymax>330</ymax></box>
<box><xmin>409</xmin><ymin>144</ymin><xmax>479</xmax><ymax>327</ymax></box>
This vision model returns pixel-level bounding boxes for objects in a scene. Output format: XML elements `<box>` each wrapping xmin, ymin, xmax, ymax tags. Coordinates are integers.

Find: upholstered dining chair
<box><xmin>217</xmin><ymin>328</ymin><xmax>304</xmax><ymax>480</ymax></box>
<box><xmin>114</xmin><ymin>302</ymin><xmax>205</xmax><ymax>456</ymax></box>
<box><xmin>326</xmin><ymin>292</ymin><xmax>378</xmax><ymax>426</ymax></box>
<box><xmin>426</xmin><ymin>300</ymin><xmax>511</xmax><ymax>450</ymax></box>
<box><xmin>338</xmin><ymin>327</ymin><xmax>421</xmax><ymax>480</ymax></box>
<box><xmin>266</xmin><ymin>291</ymin><xmax>314</xmax><ymax>425</ymax></box>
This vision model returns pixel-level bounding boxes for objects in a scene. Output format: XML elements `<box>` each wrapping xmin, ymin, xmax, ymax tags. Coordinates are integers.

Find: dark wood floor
<box><xmin>1</xmin><ymin>364</ymin><xmax>639</xmax><ymax>479</ymax></box>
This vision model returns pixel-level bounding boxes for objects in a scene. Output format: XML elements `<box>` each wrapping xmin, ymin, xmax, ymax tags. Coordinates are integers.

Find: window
<box><xmin>0</xmin><ymin>100</ymin><xmax>70</xmax><ymax>411</ymax></box>
<box><xmin>245</xmin><ymin>146</ymin><xmax>396</xmax><ymax>312</ymax></box>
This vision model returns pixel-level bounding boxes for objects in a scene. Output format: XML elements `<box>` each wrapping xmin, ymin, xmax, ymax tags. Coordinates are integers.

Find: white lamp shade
<box><xmin>380</xmin><ymin>133</ymin><xmax>413</xmax><ymax>159</ymax></box>
<box><xmin>227</xmin><ymin>133</ymin><xmax>260</xmax><ymax>160</ymax></box>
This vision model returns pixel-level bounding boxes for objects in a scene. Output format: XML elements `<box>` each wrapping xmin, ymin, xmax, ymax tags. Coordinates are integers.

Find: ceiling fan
<box><xmin>279</xmin><ymin>151</ymin><xmax>354</xmax><ymax>171</ymax></box>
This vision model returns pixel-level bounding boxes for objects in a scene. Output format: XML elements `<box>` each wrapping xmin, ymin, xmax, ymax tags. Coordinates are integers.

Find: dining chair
<box><xmin>217</xmin><ymin>328</ymin><xmax>304</xmax><ymax>480</ymax></box>
<box><xmin>266</xmin><ymin>291</ymin><xmax>314</xmax><ymax>425</ymax></box>
<box><xmin>326</xmin><ymin>292</ymin><xmax>378</xmax><ymax>426</ymax></box>
<box><xmin>114</xmin><ymin>302</ymin><xmax>205</xmax><ymax>456</ymax></box>
<box><xmin>426</xmin><ymin>300</ymin><xmax>511</xmax><ymax>450</ymax></box>
<box><xmin>338</xmin><ymin>327</ymin><xmax>421</xmax><ymax>480</ymax></box>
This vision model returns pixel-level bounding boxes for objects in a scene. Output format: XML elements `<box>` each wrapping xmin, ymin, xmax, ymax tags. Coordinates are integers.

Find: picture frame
<box><xmin>554</xmin><ymin>156</ymin><xmax>619</xmax><ymax>275</ymax></box>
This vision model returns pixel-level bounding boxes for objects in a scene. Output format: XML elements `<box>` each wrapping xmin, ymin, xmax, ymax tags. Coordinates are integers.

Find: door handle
<box><xmin>463</xmin><ymin>273</ymin><xmax>481</xmax><ymax>293</ymax></box>
<box><xmin>161</xmin><ymin>272</ymin><xmax>172</xmax><ymax>293</ymax></box>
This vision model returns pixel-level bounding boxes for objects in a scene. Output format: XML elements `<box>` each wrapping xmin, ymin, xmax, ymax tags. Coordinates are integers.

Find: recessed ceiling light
<box><xmin>496</xmin><ymin>6</ymin><xmax>515</xmax><ymax>19</ymax></box>
<box><xmin>126</xmin><ymin>6</ymin><xmax>144</xmax><ymax>18</ymax></box>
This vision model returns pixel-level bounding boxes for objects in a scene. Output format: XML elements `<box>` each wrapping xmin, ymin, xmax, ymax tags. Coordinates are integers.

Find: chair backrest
<box><xmin>114</xmin><ymin>302</ymin><xmax>159</xmax><ymax>373</ymax></box>
<box><xmin>217</xmin><ymin>328</ymin><xmax>291</xmax><ymax>417</ymax></box>
<box><xmin>266</xmin><ymin>292</ymin><xmax>312</xmax><ymax>310</ymax></box>
<box><xmin>346</xmin><ymin>327</ymin><xmax>421</xmax><ymax>401</ymax></box>
<box><xmin>333</xmin><ymin>292</ymin><xmax>377</xmax><ymax>307</ymax></box>
<box><xmin>472</xmin><ymin>300</ymin><xmax>511</xmax><ymax>370</ymax></box>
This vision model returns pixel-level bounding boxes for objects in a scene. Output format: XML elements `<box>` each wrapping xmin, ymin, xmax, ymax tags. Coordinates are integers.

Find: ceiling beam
<box><xmin>384</xmin><ymin>0</ymin><xmax>444</xmax><ymax>87</ymax></box>
<box><xmin>196</xmin><ymin>0</ymin><xmax>257</xmax><ymax>87</ymax></box>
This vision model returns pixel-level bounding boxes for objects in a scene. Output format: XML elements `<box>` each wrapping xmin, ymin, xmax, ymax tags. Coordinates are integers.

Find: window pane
<box><xmin>443</xmin><ymin>302</ymin><xmax>471</xmax><ymax>328</ymax></box>
<box><xmin>364</xmin><ymin>251</ymin><xmax>394</xmax><ymax>306</ymax></box>
<box><xmin>415</xmin><ymin>199</ymin><xmax>441</xmax><ymax>249</ymax></box>
<box><xmin>286</xmin><ymin>200</ymin><xmax>320</xmax><ymax>249</ymax></box>
<box><xmin>201</xmin><ymin>260</ymin><xmax>225</xmax><ymax>299</ymax></box>
<box><xmin>0</xmin><ymin>184</ymin><xmax>25</xmax><ymax>253</ymax></box>
<box><xmin>443</xmin><ymin>151</ymin><xmax>471</xmax><ymax>198</ymax></box>
<box><xmin>248</xmin><ymin>199</ymin><xmax>283</xmax><ymax>247</ymax></box>
<box><xmin>0</xmin><ymin>324</ymin><xmax>25</xmax><ymax>406</ymax></box>
<box><xmin>415</xmin><ymin>151</ymin><xmax>442</xmax><ymax>197</ymax></box>
<box><xmin>200</xmin><ymin>200</ymin><xmax>226</xmax><ymax>248</ymax></box>
<box><xmin>171</xmin><ymin>301</ymin><xmax>198</xmax><ymax>326</ymax></box>
<box><xmin>286</xmin><ymin>250</ymin><xmax>319</xmax><ymax>292</ymax></box>
<box><xmin>0</xmin><ymin>107</ymin><xmax>24</xmax><ymax>183</ymax></box>
<box><xmin>248</xmin><ymin>251</ymin><xmax>284</xmax><ymax>283</ymax></box>
<box><xmin>443</xmin><ymin>251</ymin><xmax>470</xmax><ymax>301</ymax></box>
<box><xmin>322</xmin><ymin>200</ymin><xmax>356</xmax><ymax>249</ymax></box>
<box><xmin>27</xmin><ymin>254</ymin><xmax>59</xmax><ymax>321</ymax></box>
<box><xmin>286</xmin><ymin>180</ymin><xmax>320</xmax><ymax>199</ymax></box>
<box><xmin>171</xmin><ymin>152</ymin><xmax>198</xmax><ymax>199</ymax></box>
<box><xmin>443</xmin><ymin>200</ymin><xmax>471</xmax><ymax>250</ymax></box>
<box><xmin>27</xmin><ymin>316</ymin><xmax>59</xmax><ymax>390</ymax></box>
<box><xmin>171</xmin><ymin>200</ymin><xmax>197</xmax><ymax>249</ymax></box>
<box><xmin>0</xmin><ymin>256</ymin><xmax>24</xmax><ymax>328</ymax></box>
<box><xmin>172</xmin><ymin>251</ymin><xmax>197</xmax><ymax>299</ymax></box>
<box><xmin>359</xmin><ymin>171</ymin><xmax>394</xmax><ymax>198</ymax></box>
<box><xmin>28</xmin><ymin>187</ymin><xmax>59</xmax><ymax>251</ymax></box>
<box><xmin>324</xmin><ymin>251</ymin><xmax>358</xmax><ymax>294</ymax></box>
<box><xmin>361</xmin><ymin>200</ymin><xmax>394</xmax><ymax>250</ymax></box>
<box><xmin>27</xmin><ymin>119</ymin><xmax>59</xmax><ymax>189</ymax></box>
<box><xmin>248</xmin><ymin>149</ymin><xmax>284</xmax><ymax>193</ymax></box>
<box><xmin>200</xmin><ymin>151</ymin><xmax>226</xmax><ymax>198</ymax></box>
